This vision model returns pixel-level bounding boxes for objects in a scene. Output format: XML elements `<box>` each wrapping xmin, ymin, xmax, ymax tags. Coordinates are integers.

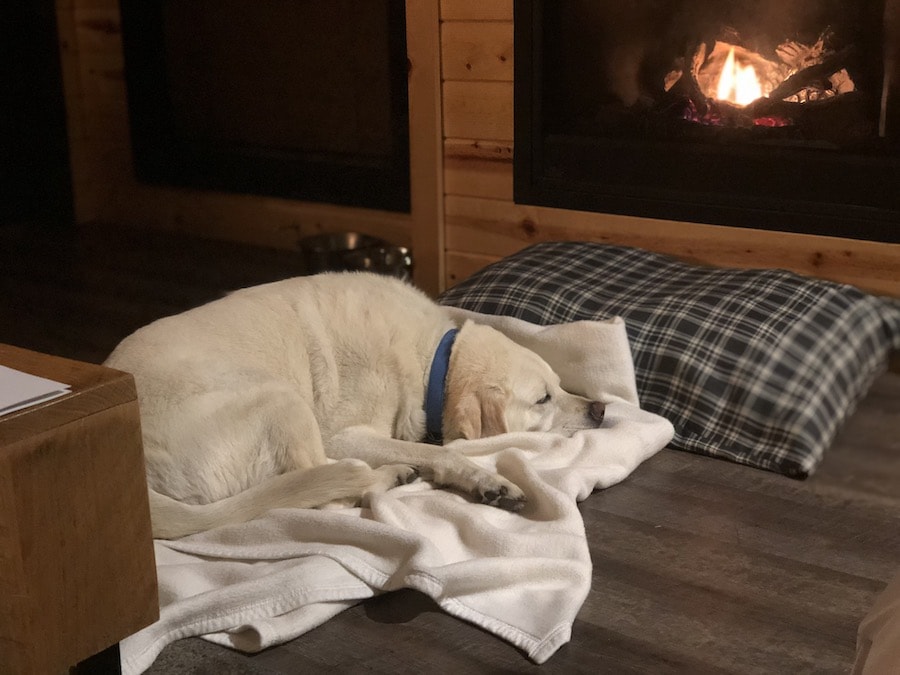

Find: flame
<box><xmin>716</xmin><ymin>47</ymin><xmax>762</xmax><ymax>106</ymax></box>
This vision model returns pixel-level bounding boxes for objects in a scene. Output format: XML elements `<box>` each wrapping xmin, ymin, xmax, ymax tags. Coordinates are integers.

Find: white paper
<box><xmin>0</xmin><ymin>365</ymin><xmax>71</xmax><ymax>417</ymax></box>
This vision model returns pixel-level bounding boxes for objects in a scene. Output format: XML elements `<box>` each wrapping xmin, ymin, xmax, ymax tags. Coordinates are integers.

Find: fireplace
<box><xmin>515</xmin><ymin>1</ymin><xmax>900</xmax><ymax>242</ymax></box>
<box><xmin>119</xmin><ymin>0</ymin><xmax>410</xmax><ymax>212</ymax></box>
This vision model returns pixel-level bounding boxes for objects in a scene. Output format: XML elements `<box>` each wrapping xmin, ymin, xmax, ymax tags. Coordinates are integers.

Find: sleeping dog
<box><xmin>105</xmin><ymin>273</ymin><xmax>606</xmax><ymax>538</ymax></box>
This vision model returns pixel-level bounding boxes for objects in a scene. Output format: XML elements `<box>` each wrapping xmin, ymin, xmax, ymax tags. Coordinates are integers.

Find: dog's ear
<box><xmin>478</xmin><ymin>387</ymin><xmax>508</xmax><ymax>438</ymax></box>
<box><xmin>449</xmin><ymin>387</ymin><xmax>507</xmax><ymax>440</ymax></box>
<box><xmin>451</xmin><ymin>392</ymin><xmax>482</xmax><ymax>440</ymax></box>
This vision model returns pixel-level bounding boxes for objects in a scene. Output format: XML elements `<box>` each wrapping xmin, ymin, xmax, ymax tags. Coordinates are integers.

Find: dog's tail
<box><xmin>148</xmin><ymin>460</ymin><xmax>414</xmax><ymax>539</ymax></box>
<box><xmin>148</xmin><ymin>489</ymin><xmax>238</xmax><ymax>540</ymax></box>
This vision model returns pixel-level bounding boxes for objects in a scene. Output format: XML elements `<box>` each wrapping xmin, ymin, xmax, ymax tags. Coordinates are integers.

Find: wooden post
<box><xmin>407</xmin><ymin>0</ymin><xmax>445</xmax><ymax>296</ymax></box>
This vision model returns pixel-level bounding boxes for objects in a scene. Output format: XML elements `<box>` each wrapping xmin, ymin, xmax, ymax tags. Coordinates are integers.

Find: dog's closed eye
<box><xmin>536</xmin><ymin>393</ymin><xmax>551</xmax><ymax>405</ymax></box>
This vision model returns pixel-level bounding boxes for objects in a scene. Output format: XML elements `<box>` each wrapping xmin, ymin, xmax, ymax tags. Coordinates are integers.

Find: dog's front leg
<box><xmin>326</xmin><ymin>426</ymin><xmax>526</xmax><ymax>511</ymax></box>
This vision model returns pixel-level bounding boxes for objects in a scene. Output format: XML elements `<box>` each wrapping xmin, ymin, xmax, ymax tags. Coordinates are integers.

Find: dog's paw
<box><xmin>372</xmin><ymin>463</ymin><xmax>419</xmax><ymax>491</ymax></box>
<box><xmin>477</xmin><ymin>480</ymin><xmax>527</xmax><ymax>512</ymax></box>
<box><xmin>393</xmin><ymin>464</ymin><xmax>420</xmax><ymax>486</ymax></box>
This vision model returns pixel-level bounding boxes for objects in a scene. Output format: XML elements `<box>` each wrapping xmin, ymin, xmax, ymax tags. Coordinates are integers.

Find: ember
<box><xmin>753</xmin><ymin>116</ymin><xmax>792</xmax><ymax>127</ymax></box>
<box><xmin>679</xmin><ymin>98</ymin><xmax>792</xmax><ymax>128</ymax></box>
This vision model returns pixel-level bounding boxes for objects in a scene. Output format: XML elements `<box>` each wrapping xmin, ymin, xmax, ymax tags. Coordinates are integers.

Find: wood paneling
<box><xmin>436</xmin><ymin>9</ymin><xmax>900</xmax><ymax>298</ymax></box>
<box><xmin>441</xmin><ymin>22</ymin><xmax>513</xmax><ymax>81</ymax></box>
<box><xmin>442</xmin><ymin>81</ymin><xmax>514</xmax><ymax>140</ymax></box>
<box><xmin>440</xmin><ymin>0</ymin><xmax>513</xmax><ymax>22</ymax></box>
<box><xmin>56</xmin><ymin>0</ymin><xmax>900</xmax><ymax>298</ymax></box>
<box><xmin>445</xmin><ymin>195</ymin><xmax>900</xmax><ymax>296</ymax></box>
<box><xmin>445</xmin><ymin>249</ymin><xmax>499</xmax><ymax>287</ymax></box>
<box><xmin>443</xmin><ymin>138</ymin><xmax>513</xmax><ymax>200</ymax></box>
<box><xmin>406</xmin><ymin>0</ymin><xmax>445</xmax><ymax>295</ymax></box>
<box><xmin>56</xmin><ymin>0</ymin><xmax>442</xmax><ymax>291</ymax></box>
<box><xmin>111</xmin><ymin>184</ymin><xmax>413</xmax><ymax>251</ymax></box>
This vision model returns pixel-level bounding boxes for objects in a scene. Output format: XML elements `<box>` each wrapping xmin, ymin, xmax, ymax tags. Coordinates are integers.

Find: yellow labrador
<box><xmin>105</xmin><ymin>273</ymin><xmax>605</xmax><ymax>539</ymax></box>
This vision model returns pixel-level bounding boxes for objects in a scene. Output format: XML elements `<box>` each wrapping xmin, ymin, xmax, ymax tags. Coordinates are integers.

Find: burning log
<box><xmin>744</xmin><ymin>45</ymin><xmax>855</xmax><ymax>119</ymax></box>
<box><xmin>663</xmin><ymin>28</ymin><xmax>860</xmax><ymax>129</ymax></box>
<box><xmin>753</xmin><ymin>45</ymin><xmax>855</xmax><ymax>107</ymax></box>
<box><xmin>664</xmin><ymin>47</ymin><xmax>711</xmax><ymax>116</ymax></box>
<box><xmin>776</xmin><ymin>34</ymin><xmax>829</xmax><ymax>71</ymax></box>
<box><xmin>685</xmin><ymin>90</ymin><xmax>873</xmax><ymax>143</ymax></box>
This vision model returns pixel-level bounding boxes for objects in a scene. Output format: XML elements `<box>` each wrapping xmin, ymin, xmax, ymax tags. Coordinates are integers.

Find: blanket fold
<box><xmin>121</xmin><ymin>313</ymin><xmax>674</xmax><ymax>674</ymax></box>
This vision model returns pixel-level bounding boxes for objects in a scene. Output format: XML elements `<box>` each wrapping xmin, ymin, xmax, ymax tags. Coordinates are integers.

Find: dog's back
<box><xmin>106</xmin><ymin>272</ymin><xmax>452</xmax><ymax>441</ymax></box>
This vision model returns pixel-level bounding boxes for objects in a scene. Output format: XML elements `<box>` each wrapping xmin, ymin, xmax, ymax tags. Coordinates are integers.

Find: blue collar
<box><xmin>424</xmin><ymin>329</ymin><xmax>459</xmax><ymax>444</ymax></box>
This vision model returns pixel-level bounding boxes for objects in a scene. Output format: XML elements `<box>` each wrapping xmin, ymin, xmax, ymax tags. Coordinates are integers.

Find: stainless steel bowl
<box><xmin>297</xmin><ymin>232</ymin><xmax>413</xmax><ymax>280</ymax></box>
<box><xmin>343</xmin><ymin>244</ymin><xmax>413</xmax><ymax>280</ymax></box>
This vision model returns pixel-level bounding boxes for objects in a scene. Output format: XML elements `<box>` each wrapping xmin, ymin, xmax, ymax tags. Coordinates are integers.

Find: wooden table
<box><xmin>0</xmin><ymin>344</ymin><xmax>158</xmax><ymax>674</ymax></box>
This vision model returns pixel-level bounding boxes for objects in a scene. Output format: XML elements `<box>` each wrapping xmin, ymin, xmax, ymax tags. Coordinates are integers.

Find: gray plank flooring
<box><xmin>2</xmin><ymin>222</ymin><xmax>897</xmax><ymax>674</ymax></box>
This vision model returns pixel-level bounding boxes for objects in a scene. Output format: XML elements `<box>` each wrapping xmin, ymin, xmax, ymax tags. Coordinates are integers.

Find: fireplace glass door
<box><xmin>120</xmin><ymin>0</ymin><xmax>410</xmax><ymax>212</ymax></box>
<box><xmin>515</xmin><ymin>0</ymin><xmax>900</xmax><ymax>241</ymax></box>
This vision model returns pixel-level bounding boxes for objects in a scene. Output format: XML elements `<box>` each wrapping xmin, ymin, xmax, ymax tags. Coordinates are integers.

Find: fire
<box><xmin>716</xmin><ymin>47</ymin><xmax>763</xmax><ymax>106</ymax></box>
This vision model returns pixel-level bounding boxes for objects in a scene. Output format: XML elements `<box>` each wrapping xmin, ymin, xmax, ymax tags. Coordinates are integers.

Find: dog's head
<box><xmin>442</xmin><ymin>321</ymin><xmax>606</xmax><ymax>441</ymax></box>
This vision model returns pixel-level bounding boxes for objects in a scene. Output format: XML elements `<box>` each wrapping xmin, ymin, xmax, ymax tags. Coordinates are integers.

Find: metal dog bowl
<box><xmin>298</xmin><ymin>232</ymin><xmax>413</xmax><ymax>280</ymax></box>
<box><xmin>342</xmin><ymin>244</ymin><xmax>413</xmax><ymax>280</ymax></box>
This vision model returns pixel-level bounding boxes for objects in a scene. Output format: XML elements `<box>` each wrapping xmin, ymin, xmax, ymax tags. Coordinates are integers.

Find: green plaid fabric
<box><xmin>439</xmin><ymin>242</ymin><xmax>900</xmax><ymax>477</ymax></box>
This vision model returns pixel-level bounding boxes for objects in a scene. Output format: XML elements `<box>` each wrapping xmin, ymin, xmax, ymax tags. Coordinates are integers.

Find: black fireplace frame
<box><xmin>119</xmin><ymin>0</ymin><xmax>411</xmax><ymax>213</ymax></box>
<box><xmin>514</xmin><ymin>0</ymin><xmax>899</xmax><ymax>243</ymax></box>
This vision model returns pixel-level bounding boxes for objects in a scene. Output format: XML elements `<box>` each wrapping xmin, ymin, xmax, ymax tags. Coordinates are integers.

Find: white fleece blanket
<box><xmin>121</xmin><ymin>311</ymin><xmax>674</xmax><ymax>674</ymax></box>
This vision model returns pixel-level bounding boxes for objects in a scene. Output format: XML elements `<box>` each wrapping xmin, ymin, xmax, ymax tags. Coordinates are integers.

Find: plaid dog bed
<box><xmin>439</xmin><ymin>242</ymin><xmax>900</xmax><ymax>477</ymax></box>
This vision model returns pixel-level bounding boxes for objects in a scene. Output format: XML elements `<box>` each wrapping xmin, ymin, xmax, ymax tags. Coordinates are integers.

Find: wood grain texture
<box><xmin>0</xmin><ymin>345</ymin><xmax>133</xmax><ymax>442</ymax></box>
<box><xmin>406</xmin><ymin>0</ymin><xmax>445</xmax><ymax>295</ymax></box>
<box><xmin>0</xmin><ymin>222</ymin><xmax>896</xmax><ymax>674</ymax></box>
<box><xmin>55</xmin><ymin>0</ymin><xmax>424</xmax><ymax>285</ymax></box>
<box><xmin>444</xmin><ymin>138</ymin><xmax>513</xmax><ymax>200</ymax></box>
<box><xmin>445</xmin><ymin>250</ymin><xmax>499</xmax><ymax>287</ymax></box>
<box><xmin>56</xmin><ymin>0</ymin><xmax>898</xmax><ymax>304</ymax></box>
<box><xmin>442</xmin><ymin>81</ymin><xmax>514</xmax><ymax>141</ymax></box>
<box><xmin>0</xmin><ymin>462</ymin><xmax>35</xmax><ymax>675</ymax></box>
<box><xmin>445</xmin><ymin>195</ymin><xmax>900</xmax><ymax>297</ymax></box>
<box><xmin>0</xmin><ymin>342</ymin><xmax>158</xmax><ymax>673</ymax></box>
<box><xmin>436</xmin><ymin>10</ymin><xmax>900</xmax><ymax>300</ymax></box>
<box><xmin>440</xmin><ymin>0</ymin><xmax>513</xmax><ymax>22</ymax></box>
<box><xmin>441</xmin><ymin>22</ymin><xmax>513</xmax><ymax>81</ymax></box>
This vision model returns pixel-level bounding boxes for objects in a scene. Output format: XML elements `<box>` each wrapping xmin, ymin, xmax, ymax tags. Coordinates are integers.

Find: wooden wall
<box><xmin>55</xmin><ymin>0</ymin><xmax>444</xmax><ymax>295</ymax></box>
<box><xmin>57</xmin><ymin>0</ymin><xmax>898</xmax><ymax>297</ymax></box>
<box><xmin>438</xmin><ymin>0</ymin><xmax>900</xmax><ymax>297</ymax></box>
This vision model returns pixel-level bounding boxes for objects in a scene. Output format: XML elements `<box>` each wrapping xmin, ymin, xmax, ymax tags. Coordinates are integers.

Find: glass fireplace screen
<box><xmin>515</xmin><ymin>0</ymin><xmax>900</xmax><ymax>242</ymax></box>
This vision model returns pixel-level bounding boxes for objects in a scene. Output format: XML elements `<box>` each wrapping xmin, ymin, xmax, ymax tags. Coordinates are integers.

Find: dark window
<box><xmin>120</xmin><ymin>0</ymin><xmax>410</xmax><ymax>212</ymax></box>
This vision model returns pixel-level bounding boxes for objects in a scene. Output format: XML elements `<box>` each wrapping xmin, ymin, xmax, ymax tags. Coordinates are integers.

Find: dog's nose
<box><xmin>589</xmin><ymin>401</ymin><xmax>605</xmax><ymax>425</ymax></box>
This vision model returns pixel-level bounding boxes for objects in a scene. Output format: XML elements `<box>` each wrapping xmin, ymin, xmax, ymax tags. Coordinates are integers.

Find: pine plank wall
<box><xmin>438</xmin><ymin>0</ymin><xmax>899</xmax><ymax>297</ymax></box>
<box><xmin>55</xmin><ymin>0</ymin><xmax>440</xmax><ymax>292</ymax></box>
<box><xmin>57</xmin><ymin>0</ymin><xmax>899</xmax><ymax>297</ymax></box>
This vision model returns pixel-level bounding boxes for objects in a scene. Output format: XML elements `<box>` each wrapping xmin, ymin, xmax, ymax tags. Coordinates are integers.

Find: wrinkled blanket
<box><xmin>121</xmin><ymin>312</ymin><xmax>674</xmax><ymax>674</ymax></box>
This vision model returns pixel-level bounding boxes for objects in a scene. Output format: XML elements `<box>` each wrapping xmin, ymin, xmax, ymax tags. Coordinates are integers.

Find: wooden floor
<box><xmin>2</xmin><ymin>222</ymin><xmax>898</xmax><ymax>674</ymax></box>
